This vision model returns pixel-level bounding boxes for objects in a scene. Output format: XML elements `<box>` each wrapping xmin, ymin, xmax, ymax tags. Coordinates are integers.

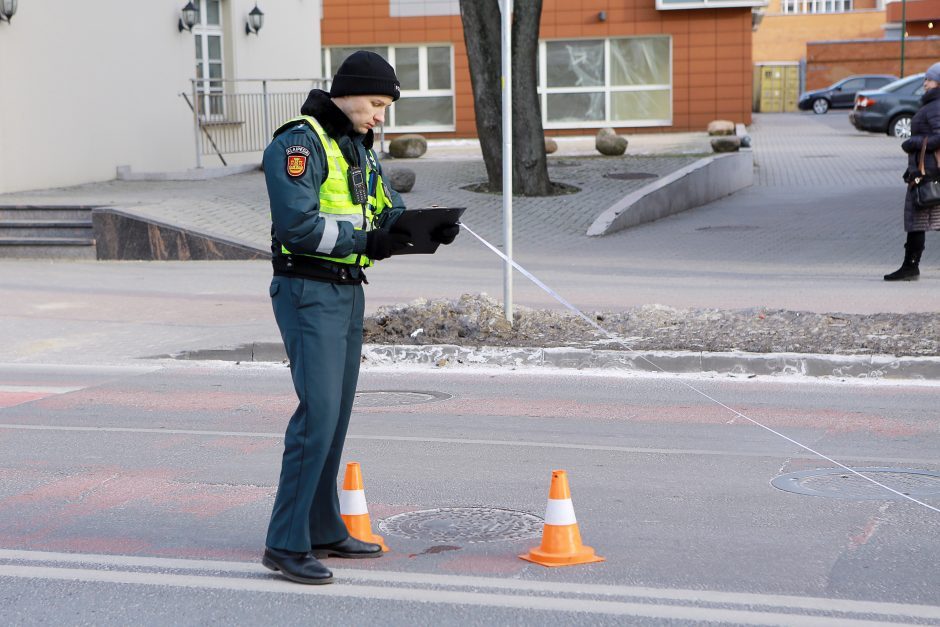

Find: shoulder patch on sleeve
<box><xmin>286</xmin><ymin>145</ymin><xmax>311</xmax><ymax>177</ymax></box>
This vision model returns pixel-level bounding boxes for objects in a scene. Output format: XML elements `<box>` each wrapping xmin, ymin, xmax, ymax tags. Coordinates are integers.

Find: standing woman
<box><xmin>885</xmin><ymin>63</ymin><xmax>940</xmax><ymax>281</ymax></box>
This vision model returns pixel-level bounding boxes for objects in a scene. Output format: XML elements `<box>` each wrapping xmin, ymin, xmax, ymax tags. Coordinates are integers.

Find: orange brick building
<box><xmin>806</xmin><ymin>38</ymin><xmax>940</xmax><ymax>89</ymax></box>
<box><xmin>321</xmin><ymin>0</ymin><xmax>757</xmax><ymax>137</ymax></box>
<box><xmin>752</xmin><ymin>0</ymin><xmax>884</xmax><ymax>64</ymax></box>
<box><xmin>885</xmin><ymin>0</ymin><xmax>940</xmax><ymax>37</ymax></box>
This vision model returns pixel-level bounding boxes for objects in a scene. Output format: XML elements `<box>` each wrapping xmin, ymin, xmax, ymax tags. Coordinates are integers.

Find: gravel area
<box><xmin>363</xmin><ymin>293</ymin><xmax>940</xmax><ymax>357</ymax></box>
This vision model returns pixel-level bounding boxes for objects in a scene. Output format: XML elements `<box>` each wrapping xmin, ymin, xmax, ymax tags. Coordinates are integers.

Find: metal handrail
<box><xmin>186</xmin><ymin>77</ymin><xmax>331</xmax><ymax>167</ymax></box>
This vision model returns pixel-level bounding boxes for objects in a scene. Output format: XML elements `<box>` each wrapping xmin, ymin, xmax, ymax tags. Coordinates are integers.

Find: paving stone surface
<box><xmin>0</xmin><ymin>153</ymin><xmax>702</xmax><ymax>252</ymax></box>
<box><xmin>0</xmin><ymin>113</ymin><xmax>912</xmax><ymax>264</ymax></box>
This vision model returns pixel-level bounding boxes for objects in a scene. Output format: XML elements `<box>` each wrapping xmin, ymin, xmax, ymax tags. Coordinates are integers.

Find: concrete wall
<box><xmin>227</xmin><ymin>0</ymin><xmax>322</xmax><ymax>81</ymax></box>
<box><xmin>587</xmin><ymin>150</ymin><xmax>754</xmax><ymax>237</ymax></box>
<box><xmin>0</xmin><ymin>0</ymin><xmax>321</xmax><ymax>194</ymax></box>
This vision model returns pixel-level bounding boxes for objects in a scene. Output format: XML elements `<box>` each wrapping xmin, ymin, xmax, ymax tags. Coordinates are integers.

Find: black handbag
<box><xmin>912</xmin><ymin>138</ymin><xmax>940</xmax><ymax>209</ymax></box>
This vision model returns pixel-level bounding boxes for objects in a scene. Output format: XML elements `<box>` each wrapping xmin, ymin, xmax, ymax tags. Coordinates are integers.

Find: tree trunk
<box><xmin>510</xmin><ymin>0</ymin><xmax>553</xmax><ymax>196</ymax></box>
<box><xmin>459</xmin><ymin>0</ymin><xmax>503</xmax><ymax>191</ymax></box>
<box><xmin>459</xmin><ymin>0</ymin><xmax>552</xmax><ymax>196</ymax></box>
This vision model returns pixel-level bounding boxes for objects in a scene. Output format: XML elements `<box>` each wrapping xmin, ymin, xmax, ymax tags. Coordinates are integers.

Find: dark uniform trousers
<box><xmin>265</xmin><ymin>274</ymin><xmax>365</xmax><ymax>552</ymax></box>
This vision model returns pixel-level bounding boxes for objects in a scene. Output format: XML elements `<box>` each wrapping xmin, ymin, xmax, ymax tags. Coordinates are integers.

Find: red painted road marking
<box><xmin>0</xmin><ymin>386</ymin><xmax>84</xmax><ymax>409</ymax></box>
<box><xmin>0</xmin><ymin>391</ymin><xmax>50</xmax><ymax>409</ymax></box>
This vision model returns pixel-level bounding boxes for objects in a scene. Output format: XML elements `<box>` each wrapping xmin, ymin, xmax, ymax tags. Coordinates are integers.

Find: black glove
<box><xmin>365</xmin><ymin>228</ymin><xmax>412</xmax><ymax>260</ymax></box>
<box><xmin>431</xmin><ymin>223</ymin><xmax>460</xmax><ymax>245</ymax></box>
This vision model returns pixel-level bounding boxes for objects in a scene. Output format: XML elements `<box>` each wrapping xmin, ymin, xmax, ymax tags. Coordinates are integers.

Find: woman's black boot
<box><xmin>883</xmin><ymin>244</ymin><xmax>923</xmax><ymax>281</ymax></box>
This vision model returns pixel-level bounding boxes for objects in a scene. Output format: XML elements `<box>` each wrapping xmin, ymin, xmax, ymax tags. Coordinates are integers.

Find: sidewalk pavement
<box><xmin>1</xmin><ymin>114</ymin><xmax>938</xmax><ymax>379</ymax></box>
<box><xmin>0</xmin><ymin>132</ymin><xmax>713</xmax><ymax>253</ymax></box>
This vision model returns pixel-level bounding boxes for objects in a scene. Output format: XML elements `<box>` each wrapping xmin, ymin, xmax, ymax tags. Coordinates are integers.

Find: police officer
<box><xmin>260</xmin><ymin>51</ymin><xmax>458</xmax><ymax>585</ymax></box>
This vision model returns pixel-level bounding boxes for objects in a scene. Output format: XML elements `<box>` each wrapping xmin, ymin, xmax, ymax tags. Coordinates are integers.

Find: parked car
<box><xmin>798</xmin><ymin>75</ymin><xmax>897</xmax><ymax>114</ymax></box>
<box><xmin>849</xmin><ymin>73</ymin><xmax>925</xmax><ymax>139</ymax></box>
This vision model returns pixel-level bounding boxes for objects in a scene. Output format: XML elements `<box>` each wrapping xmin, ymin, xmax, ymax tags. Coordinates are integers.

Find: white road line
<box><xmin>0</xmin><ymin>563</ymin><xmax>920</xmax><ymax>626</ymax></box>
<box><xmin>0</xmin><ymin>549</ymin><xmax>937</xmax><ymax>622</ymax></box>
<box><xmin>0</xmin><ymin>423</ymin><xmax>935</xmax><ymax>465</ymax></box>
<box><xmin>0</xmin><ymin>423</ymin><xmax>277</xmax><ymax>438</ymax></box>
<box><xmin>0</xmin><ymin>385</ymin><xmax>84</xmax><ymax>394</ymax></box>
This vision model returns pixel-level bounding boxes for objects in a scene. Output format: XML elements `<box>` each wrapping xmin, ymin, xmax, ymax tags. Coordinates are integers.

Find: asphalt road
<box><xmin>1</xmin><ymin>113</ymin><xmax>938</xmax><ymax>624</ymax></box>
<box><xmin>0</xmin><ymin>362</ymin><xmax>937</xmax><ymax>625</ymax></box>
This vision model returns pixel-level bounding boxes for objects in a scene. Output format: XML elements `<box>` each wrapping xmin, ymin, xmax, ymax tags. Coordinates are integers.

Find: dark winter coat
<box><xmin>263</xmin><ymin>90</ymin><xmax>405</xmax><ymax>260</ymax></box>
<box><xmin>900</xmin><ymin>86</ymin><xmax>940</xmax><ymax>232</ymax></box>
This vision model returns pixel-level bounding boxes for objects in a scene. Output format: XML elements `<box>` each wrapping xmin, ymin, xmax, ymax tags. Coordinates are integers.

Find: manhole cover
<box><xmin>695</xmin><ymin>225</ymin><xmax>760</xmax><ymax>232</ymax></box>
<box><xmin>379</xmin><ymin>507</ymin><xmax>544</xmax><ymax>543</ymax></box>
<box><xmin>801</xmin><ymin>154</ymin><xmax>838</xmax><ymax>159</ymax></box>
<box><xmin>604</xmin><ymin>172</ymin><xmax>659</xmax><ymax>180</ymax></box>
<box><xmin>772</xmin><ymin>468</ymin><xmax>940</xmax><ymax>500</ymax></box>
<box><xmin>354</xmin><ymin>390</ymin><xmax>451</xmax><ymax>407</ymax></box>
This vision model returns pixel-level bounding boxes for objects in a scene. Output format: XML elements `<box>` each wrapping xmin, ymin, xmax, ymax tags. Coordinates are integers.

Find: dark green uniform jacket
<box><xmin>262</xmin><ymin>89</ymin><xmax>405</xmax><ymax>269</ymax></box>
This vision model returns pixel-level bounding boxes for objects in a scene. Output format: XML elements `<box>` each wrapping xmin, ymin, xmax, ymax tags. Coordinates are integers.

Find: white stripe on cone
<box><xmin>543</xmin><ymin>498</ymin><xmax>577</xmax><ymax>526</ymax></box>
<box><xmin>339</xmin><ymin>489</ymin><xmax>369</xmax><ymax>515</ymax></box>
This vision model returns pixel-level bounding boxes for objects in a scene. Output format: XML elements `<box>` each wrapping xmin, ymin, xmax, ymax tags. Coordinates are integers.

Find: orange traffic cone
<box><xmin>520</xmin><ymin>469</ymin><xmax>604</xmax><ymax>567</ymax></box>
<box><xmin>340</xmin><ymin>462</ymin><xmax>389</xmax><ymax>552</ymax></box>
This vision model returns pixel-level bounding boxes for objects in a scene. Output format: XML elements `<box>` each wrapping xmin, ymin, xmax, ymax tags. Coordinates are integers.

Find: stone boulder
<box><xmin>710</xmin><ymin>136</ymin><xmax>741</xmax><ymax>153</ymax></box>
<box><xmin>544</xmin><ymin>137</ymin><xmax>558</xmax><ymax>154</ymax></box>
<box><xmin>388</xmin><ymin>134</ymin><xmax>428</xmax><ymax>158</ymax></box>
<box><xmin>386</xmin><ymin>168</ymin><xmax>416</xmax><ymax>193</ymax></box>
<box><xmin>595</xmin><ymin>128</ymin><xmax>628</xmax><ymax>156</ymax></box>
<box><xmin>707</xmin><ymin>120</ymin><xmax>735</xmax><ymax>136</ymax></box>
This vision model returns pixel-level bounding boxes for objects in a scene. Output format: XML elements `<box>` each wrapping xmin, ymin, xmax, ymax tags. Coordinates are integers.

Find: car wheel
<box><xmin>812</xmin><ymin>98</ymin><xmax>829</xmax><ymax>114</ymax></box>
<box><xmin>889</xmin><ymin>115</ymin><xmax>912</xmax><ymax>139</ymax></box>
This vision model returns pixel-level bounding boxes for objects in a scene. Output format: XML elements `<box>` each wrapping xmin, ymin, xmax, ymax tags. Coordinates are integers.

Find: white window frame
<box><xmin>194</xmin><ymin>0</ymin><xmax>225</xmax><ymax>121</ymax></box>
<box><xmin>539</xmin><ymin>37</ymin><xmax>673</xmax><ymax>130</ymax></box>
<box><xmin>782</xmin><ymin>0</ymin><xmax>853</xmax><ymax>13</ymax></box>
<box><xmin>323</xmin><ymin>45</ymin><xmax>456</xmax><ymax>133</ymax></box>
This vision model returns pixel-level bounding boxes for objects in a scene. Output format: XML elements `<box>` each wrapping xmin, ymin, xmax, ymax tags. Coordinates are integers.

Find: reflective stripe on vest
<box><xmin>278</xmin><ymin>115</ymin><xmax>389</xmax><ymax>267</ymax></box>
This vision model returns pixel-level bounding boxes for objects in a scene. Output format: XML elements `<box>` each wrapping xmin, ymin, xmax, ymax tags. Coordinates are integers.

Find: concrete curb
<box><xmin>587</xmin><ymin>150</ymin><xmax>754</xmax><ymax>236</ymax></box>
<box><xmin>171</xmin><ymin>342</ymin><xmax>940</xmax><ymax>380</ymax></box>
<box><xmin>116</xmin><ymin>164</ymin><xmax>260</xmax><ymax>182</ymax></box>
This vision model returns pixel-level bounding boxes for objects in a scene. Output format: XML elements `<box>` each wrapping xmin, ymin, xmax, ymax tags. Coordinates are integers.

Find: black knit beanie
<box><xmin>329</xmin><ymin>51</ymin><xmax>401</xmax><ymax>102</ymax></box>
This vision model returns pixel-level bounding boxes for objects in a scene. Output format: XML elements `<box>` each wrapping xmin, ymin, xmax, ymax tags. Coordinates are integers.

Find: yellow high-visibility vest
<box><xmin>278</xmin><ymin>115</ymin><xmax>392</xmax><ymax>266</ymax></box>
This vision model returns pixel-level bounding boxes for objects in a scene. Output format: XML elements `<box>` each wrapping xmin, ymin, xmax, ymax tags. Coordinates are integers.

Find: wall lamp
<box><xmin>751</xmin><ymin>7</ymin><xmax>765</xmax><ymax>31</ymax></box>
<box><xmin>245</xmin><ymin>3</ymin><xmax>264</xmax><ymax>35</ymax></box>
<box><xmin>178</xmin><ymin>1</ymin><xmax>197</xmax><ymax>32</ymax></box>
<box><xmin>597</xmin><ymin>11</ymin><xmax>607</xmax><ymax>22</ymax></box>
<box><xmin>0</xmin><ymin>0</ymin><xmax>18</xmax><ymax>24</ymax></box>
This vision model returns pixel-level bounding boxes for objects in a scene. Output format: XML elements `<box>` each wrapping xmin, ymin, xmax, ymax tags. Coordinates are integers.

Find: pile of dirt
<box><xmin>363</xmin><ymin>293</ymin><xmax>940</xmax><ymax>356</ymax></box>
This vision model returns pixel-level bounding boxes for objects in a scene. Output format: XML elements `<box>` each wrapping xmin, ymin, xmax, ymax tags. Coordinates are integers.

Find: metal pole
<box><xmin>262</xmin><ymin>79</ymin><xmax>271</xmax><ymax>141</ymax></box>
<box><xmin>191</xmin><ymin>79</ymin><xmax>204</xmax><ymax>169</ymax></box>
<box><xmin>501</xmin><ymin>0</ymin><xmax>513</xmax><ymax>324</ymax></box>
<box><xmin>900</xmin><ymin>0</ymin><xmax>907</xmax><ymax>78</ymax></box>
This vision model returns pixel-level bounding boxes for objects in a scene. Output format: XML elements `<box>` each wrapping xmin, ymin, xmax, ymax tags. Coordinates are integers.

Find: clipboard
<box><xmin>389</xmin><ymin>207</ymin><xmax>466</xmax><ymax>254</ymax></box>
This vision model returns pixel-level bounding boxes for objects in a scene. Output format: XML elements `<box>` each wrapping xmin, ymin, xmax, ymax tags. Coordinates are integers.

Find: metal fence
<box><xmin>184</xmin><ymin>78</ymin><xmax>330</xmax><ymax>167</ymax></box>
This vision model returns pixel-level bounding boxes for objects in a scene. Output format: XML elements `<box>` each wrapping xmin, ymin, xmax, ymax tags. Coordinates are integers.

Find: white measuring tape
<box><xmin>458</xmin><ymin>222</ymin><xmax>940</xmax><ymax>515</ymax></box>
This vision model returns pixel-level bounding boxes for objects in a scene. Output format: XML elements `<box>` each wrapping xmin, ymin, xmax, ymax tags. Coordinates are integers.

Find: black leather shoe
<box><xmin>262</xmin><ymin>547</ymin><xmax>333</xmax><ymax>584</ymax></box>
<box><xmin>311</xmin><ymin>536</ymin><xmax>383</xmax><ymax>559</ymax></box>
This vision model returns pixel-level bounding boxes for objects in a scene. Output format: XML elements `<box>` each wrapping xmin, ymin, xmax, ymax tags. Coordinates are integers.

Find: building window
<box><xmin>324</xmin><ymin>45</ymin><xmax>455</xmax><ymax>133</ymax></box>
<box><xmin>539</xmin><ymin>37</ymin><xmax>672</xmax><ymax>129</ymax></box>
<box><xmin>194</xmin><ymin>0</ymin><xmax>225</xmax><ymax>118</ymax></box>
<box><xmin>782</xmin><ymin>0</ymin><xmax>853</xmax><ymax>13</ymax></box>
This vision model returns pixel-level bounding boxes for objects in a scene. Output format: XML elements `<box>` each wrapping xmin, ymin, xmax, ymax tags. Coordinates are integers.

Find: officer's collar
<box><xmin>300</xmin><ymin>89</ymin><xmax>375</xmax><ymax>149</ymax></box>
